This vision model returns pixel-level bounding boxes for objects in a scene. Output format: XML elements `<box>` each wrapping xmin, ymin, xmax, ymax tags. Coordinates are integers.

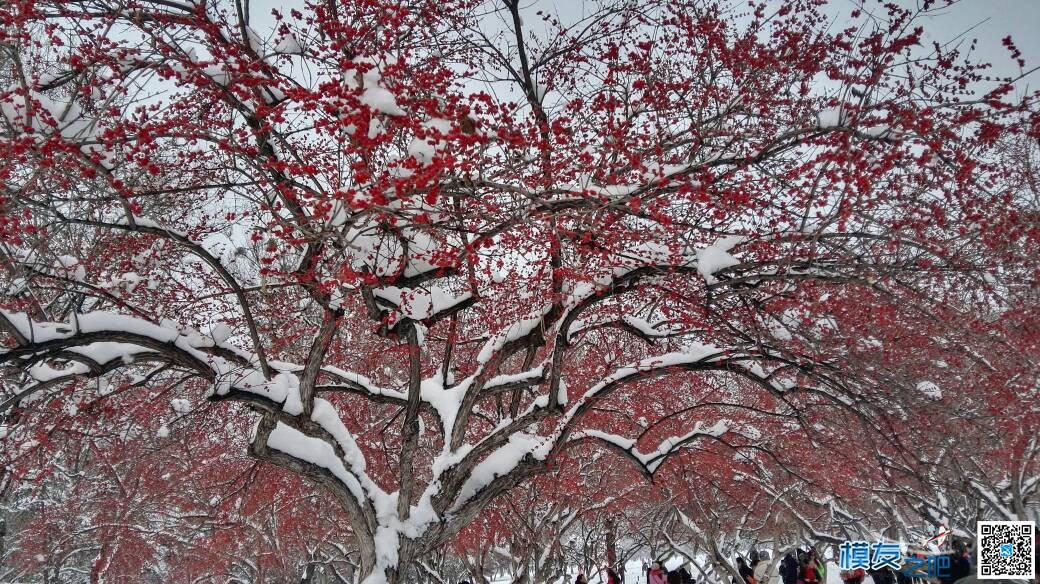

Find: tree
<box><xmin>0</xmin><ymin>383</ymin><xmax>357</xmax><ymax>583</ymax></box>
<box><xmin>451</xmin><ymin>452</ymin><xmax>635</xmax><ymax>584</ymax></box>
<box><xmin>2</xmin><ymin>0</ymin><xmax>1037</xmax><ymax>581</ymax></box>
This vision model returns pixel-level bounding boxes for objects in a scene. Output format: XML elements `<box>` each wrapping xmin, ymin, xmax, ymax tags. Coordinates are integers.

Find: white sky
<box><xmin>497</xmin><ymin>0</ymin><xmax>1040</xmax><ymax>100</ymax></box>
<box><xmin>235</xmin><ymin>0</ymin><xmax>1040</xmax><ymax>99</ymax></box>
<box><xmin>913</xmin><ymin>0</ymin><xmax>1040</xmax><ymax>86</ymax></box>
<box><xmin>559</xmin><ymin>0</ymin><xmax>1040</xmax><ymax>65</ymax></box>
<box><xmin>242</xmin><ymin>0</ymin><xmax>1040</xmax><ymax>68</ymax></box>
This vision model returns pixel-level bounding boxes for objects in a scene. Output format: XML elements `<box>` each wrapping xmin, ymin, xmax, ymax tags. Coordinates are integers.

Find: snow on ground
<box><xmin>489</xmin><ymin>560</ymin><xmax>849</xmax><ymax>584</ymax></box>
<box><xmin>487</xmin><ymin>558</ymin><xmax>684</xmax><ymax>584</ymax></box>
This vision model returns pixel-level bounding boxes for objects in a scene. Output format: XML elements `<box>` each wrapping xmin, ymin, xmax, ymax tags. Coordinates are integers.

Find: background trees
<box><xmin>1</xmin><ymin>0</ymin><xmax>1037</xmax><ymax>581</ymax></box>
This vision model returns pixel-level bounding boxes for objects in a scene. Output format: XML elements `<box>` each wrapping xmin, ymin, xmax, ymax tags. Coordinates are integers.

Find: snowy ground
<box><xmin>489</xmin><ymin>561</ymin><xmax>848</xmax><ymax>584</ymax></box>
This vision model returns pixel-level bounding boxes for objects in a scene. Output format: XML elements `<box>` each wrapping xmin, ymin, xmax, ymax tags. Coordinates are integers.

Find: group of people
<box><xmin>573</xmin><ymin>566</ymin><xmax>631</xmax><ymax>584</ymax></box>
<box><xmin>564</xmin><ymin>536</ymin><xmax>982</xmax><ymax>584</ymax></box>
<box><xmin>572</xmin><ymin>560</ymin><xmax>696</xmax><ymax>584</ymax></box>
<box><xmin>572</xmin><ymin>566</ymin><xmax>626</xmax><ymax>584</ymax></box>
<box><xmin>644</xmin><ymin>560</ymin><xmax>696</xmax><ymax>584</ymax></box>
<box><xmin>736</xmin><ymin>549</ymin><xmax>805</xmax><ymax>584</ymax></box>
<box><xmin>777</xmin><ymin>548</ymin><xmax>827</xmax><ymax>584</ymax></box>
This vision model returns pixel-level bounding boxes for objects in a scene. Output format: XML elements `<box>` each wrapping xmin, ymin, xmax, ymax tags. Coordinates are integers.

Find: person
<box><xmin>668</xmin><ymin>568</ymin><xmax>683</xmax><ymax>584</ymax></box>
<box><xmin>649</xmin><ymin>561</ymin><xmax>669</xmax><ymax>584</ymax></box>
<box><xmin>606</xmin><ymin>567</ymin><xmax>623</xmax><ymax>584</ymax></box>
<box><xmin>575</xmin><ymin>574</ymin><xmax>588</xmax><ymax>584</ymax></box>
<box><xmin>941</xmin><ymin>539</ymin><xmax>972</xmax><ymax>584</ymax></box>
<box><xmin>753</xmin><ymin>550</ymin><xmax>771</xmax><ymax>584</ymax></box>
<box><xmin>678</xmin><ymin>562</ymin><xmax>695</xmax><ymax>584</ymax></box>
<box><xmin>839</xmin><ymin>567</ymin><xmax>866</xmax><ymax>584</ymax></box>
<box><xmin>868</xmin><ymin>567</ymin><xmax>896</xmax><ymax>584</ymax></box>
<box><xmin>737</xmin><ymin>557</ymin><xmax>756</xmax><ymax>584</ymax></box>
<box><xmin>795</xmin><ymin>550</ymin><xmax>807</xmax><ymax>584</ymax></box>
<box><xmin>809</xmin><ymin>547</ymin><xmax>826</xmax><ymax>584</ymax></box>
<box><xmin>801</xmin><ymin>550</ymin><xmax>821</xmax><ymax>584</ymax></box>
<box><xmin>780</xmin><ymin>552</ymin><xmax>799</xmax><ymax>584</ymax></box>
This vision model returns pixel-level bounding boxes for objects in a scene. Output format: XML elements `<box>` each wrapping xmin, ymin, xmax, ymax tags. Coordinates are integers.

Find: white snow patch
<box><xmin>916</xmin><ymin>380</ymin><xmax>942</xmax><ymax>400</ymax></box>
<box><xmin>476</xmin><ymin>307</ymin><xmax>550</xmax><ymax>364</ymax></box>
<box><xmin>695</xmin><ymin>236</ymin><xmax>743</xmax><ymax>283</ymax></box>
<box><xmin>273</xmin><ymin>33</ymin><xmax>304</xmax><ymax>55</ymax></box>
<box><xmin>454</xmin><ymin>432</ymin><xmax>546</xmax><ymax>506</ymax></box>
<box><xmin>171</xmin><ymin>398</ymin><xmax>192</xmax><ymax>413</ymax></box>
<box><xmin>373</xmin><ymin>285</ymin><xmax>471</xmax><ymax>320</ymax></box>
<box><xmin>271</xmin><ymin>371</ymin><xmax>304</xmax><ymax>414</ymax></box>
<box><xmin>360</xmin><ymin>86</ymin><xmax>405</xmax><ymax>116</ymax></box>
<box><xmin>28</xmin><ymin>361</ymin><xmax>89</xmax><ymax>382</ymax></box>
<box><xmin>266</xmin><ymin>421</ymin><xmax>369</xmax><ymax>504</ymax></box>
<box><xmin>208</xmin><ymin>322</ymin><xmax>232</xmax><ymax>344</ymax></box>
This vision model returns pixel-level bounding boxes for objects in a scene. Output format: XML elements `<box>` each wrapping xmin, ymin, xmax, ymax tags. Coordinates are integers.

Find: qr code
<box><xmin>977</xmin><ymin>521</ymin><xmax>1035</xmax><ymax>579</ymax></box>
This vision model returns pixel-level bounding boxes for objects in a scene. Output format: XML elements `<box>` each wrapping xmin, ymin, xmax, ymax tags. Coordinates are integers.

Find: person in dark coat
<box><xmin>941</xmin><ymin>539</ymin><xmax>972</xmax><ymax>584</ymax></box>
<box><xmin>870</xmin><ymin>567</ymin><xmax>897</xmax><ymax>584</ymax></box>
<box><xmin>780</xmin><ymin>553</ymin><xmax>799</xmax><ymax>584</ymax></box>
<box><xmin>677</xmin><ymin>563</ymin><xmax>695</xmax><ymax>584</ymax></box>
<box><xmin>737</xmin><ymin>557</ymin><xmax>755</xmax><ymax>584</ymax></box>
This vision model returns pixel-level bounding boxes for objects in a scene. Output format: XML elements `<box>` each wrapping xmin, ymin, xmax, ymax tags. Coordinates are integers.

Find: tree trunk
<box><xmin>354</xmin><ymin>548</ymin><xmax>410</xmax><ymax>584</ymax></box>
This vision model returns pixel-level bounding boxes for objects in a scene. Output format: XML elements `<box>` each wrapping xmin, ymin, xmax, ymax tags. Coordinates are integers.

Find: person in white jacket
<box><xmin>753</xmin><ymin>551</ymin><xmax>772</xmax><ymax>584</ymax></box>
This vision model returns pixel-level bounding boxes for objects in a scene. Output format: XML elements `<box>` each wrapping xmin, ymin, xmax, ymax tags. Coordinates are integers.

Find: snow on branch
<box><xmin>1</xmin><ymin>310</ymin><xmax>312</xmax><ymax>418</ymax></box>
<box><xmin>372</xmin><ymin>285</ymin><xmax>474</xmax><ymax>323</ymax></box>
<box><xmin>571</xmin><ymin>420</ymin><xmax>731</xmax><ymax>475</ymax></box>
